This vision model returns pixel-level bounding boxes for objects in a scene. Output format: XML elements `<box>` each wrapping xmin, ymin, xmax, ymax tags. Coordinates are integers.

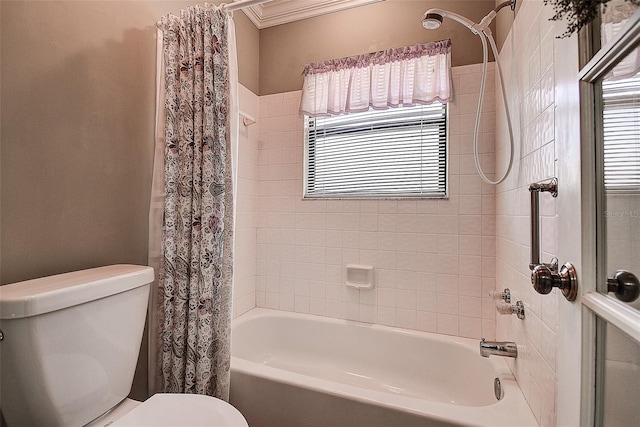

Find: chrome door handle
<box><xmin>607</xmin><ymin>270</ymin><xmax>640</xmax><ymax>303</ymax></box>
<box><xmin>531</xmin><ymin>262</ymin><xmax>578</xmax><ymax>302</ymax></box>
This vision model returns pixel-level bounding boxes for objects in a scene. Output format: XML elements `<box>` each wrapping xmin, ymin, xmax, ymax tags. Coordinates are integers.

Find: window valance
<box><xmin>300</xmin><ymin>39</ymin><xmax>452</xmax><ymax>117</ymax></box>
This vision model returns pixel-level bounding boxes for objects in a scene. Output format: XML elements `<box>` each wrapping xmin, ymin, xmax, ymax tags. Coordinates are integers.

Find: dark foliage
<box><xmin>544</xmin><ymin>0</ymin><xmax>639</xmax><ymax>38</ymax></box>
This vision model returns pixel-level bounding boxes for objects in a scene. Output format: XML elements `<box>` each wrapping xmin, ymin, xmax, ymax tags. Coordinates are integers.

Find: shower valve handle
<box><xmin>531</xmin><ymin>262</ymin><xmax>578</xmax><ymax>301</ymax></box>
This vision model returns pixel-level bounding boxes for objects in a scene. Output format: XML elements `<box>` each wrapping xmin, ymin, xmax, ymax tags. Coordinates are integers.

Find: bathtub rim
<box><xmin>231</xmin><ymin>308</ymin><xmax>538</xmax><ymax>427</ymax></box>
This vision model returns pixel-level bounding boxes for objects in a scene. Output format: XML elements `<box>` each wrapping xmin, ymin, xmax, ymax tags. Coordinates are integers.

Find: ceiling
<box><xmin>242</xmin><ymin>0</ymin><xmax>385</xmax><ymax>29</ymax></box>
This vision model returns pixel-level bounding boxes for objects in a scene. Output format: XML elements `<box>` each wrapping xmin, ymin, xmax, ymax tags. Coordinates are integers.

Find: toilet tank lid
<box><xmin>0</xmin><ymin>265</ymin><xmax>154</xmax><ymax>319</ymax></box>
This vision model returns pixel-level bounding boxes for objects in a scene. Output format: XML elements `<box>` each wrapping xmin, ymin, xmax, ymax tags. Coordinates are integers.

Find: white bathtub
<box><xmin>230</xmin><ymin>309</ymin><xmax>537</xmax><ymax>427</ymax></box>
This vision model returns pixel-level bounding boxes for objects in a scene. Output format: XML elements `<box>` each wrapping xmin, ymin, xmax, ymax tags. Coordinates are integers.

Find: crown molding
<box><xmin>242</xmin><ymin>0</ymin><xmax>384</xmax><ymax>29</ymax></box>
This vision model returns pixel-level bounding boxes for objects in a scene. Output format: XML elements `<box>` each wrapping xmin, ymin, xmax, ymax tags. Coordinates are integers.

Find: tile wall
<box><xmin>495</xmin><ymin>1</ymin><xmax>559</xmax><ymax>425</ymax></box>
<box><xmin>233</xmin><ymin>84</ymin><xmax>259</xmax><ymax>318</ymax></box>
<box><xmin>254</xmin><ymin>64</ymin><xmax>499</xmax><ymax>340</ymax></box>
<box><xmin>607</xmin><ymin>194</ymin><xmax>640</xmax><ymax>282</ymax></box>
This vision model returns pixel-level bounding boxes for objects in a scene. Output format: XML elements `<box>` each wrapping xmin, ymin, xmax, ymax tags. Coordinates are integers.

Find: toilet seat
<box><xmin>109</xmin><ymin>393</ymin><xmax>248</xmax><ymax>427</ymax></box>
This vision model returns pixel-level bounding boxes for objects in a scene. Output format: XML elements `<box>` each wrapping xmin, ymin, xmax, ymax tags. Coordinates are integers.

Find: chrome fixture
<box><xmin>528</xmin><ymin>178</ymin><xmax>558</xmax><ymax>270</ymax></box>
<box><xmin>421</xmin><ymin>13</ymin><xmax>444</xmax><ymax>30</ymax></box>
<box><xmin>480</xmin><ymin>339</ymin><xmax>518</xmax><ymax>358</ymax></box>
<box><xmin>421</xmin><ymin>0</ymin><xmax>515</xmax><ymax>32</ymax></box>
<box><xmin>532</xmin><ymin>262</ymin><xmax>578</xmax><ymax>301</ymax></box>
<box><xmin>528</xmin><ymin>178</ymin><xmax>578</xmax><ymax>302</ymax></box>
<box><xmin>607</xmin><ymin>270</ymin><xmax>640</xmax><ymax>303</ymax></box>
<box><xmin>421</xmin><ymin>0</ymin><xmax>516</xmax><ymax>185</ymax></box>
<box><xmin>421</xmin><ymin>10</ymin><xmax>476</xmax><ymax>32</ymax></box>
<box><xmin>495</xmin><ymin>300</ymin><xmax>525</xmax><ymax>320</ymax></box>
<box><xmin>494</xmin><ymin>378</ymin><xmax>504</xmax><ymax>400</ymax></box>
<box><xmin>489</xmin><ymin>288</ymin><xmax>511</xmax><ymax>303</ymax></box>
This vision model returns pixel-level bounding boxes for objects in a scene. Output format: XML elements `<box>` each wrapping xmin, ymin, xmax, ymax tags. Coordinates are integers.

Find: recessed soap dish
<box><xmin>345</xmin><ymin>264</ymin><xmax>374</xmax><ymax>289</ymax></box>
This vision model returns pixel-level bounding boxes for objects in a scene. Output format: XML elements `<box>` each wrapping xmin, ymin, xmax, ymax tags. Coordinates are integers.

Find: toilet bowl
<box><xmin>0</xmin><ymin>265</ymin><xmax>247</xmax><ymax>427</ymax></box>
<box><xmin>87</xmin><ymin>394</ymin><xmax>248</xmax><ymax>427</ymax></box>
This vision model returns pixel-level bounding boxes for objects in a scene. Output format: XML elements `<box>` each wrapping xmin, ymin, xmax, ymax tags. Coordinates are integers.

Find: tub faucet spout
<box><xmin>480</xmin><ymin>338</ymin><xmax>517</xmax><ymax>358</ymax></box>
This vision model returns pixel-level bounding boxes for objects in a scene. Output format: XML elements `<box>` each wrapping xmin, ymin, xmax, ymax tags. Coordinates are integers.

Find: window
<box><xmin>304</xmin><ymin>103</ymin><xmax>448</xmax><ymax>199</ymax></box>
<box><xmin>602</xmin><ymin>69</ymin><xmax>640</xmax><ymax>193</ymax></box>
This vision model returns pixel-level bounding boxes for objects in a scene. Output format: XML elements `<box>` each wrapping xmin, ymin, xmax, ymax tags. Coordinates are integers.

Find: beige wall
<box><xmin>494</xmin><ymin>0</ymin><xmax>519</xmax><ymax>51</ymax></box>
<box><xmin>0</xmin><ymin>1</ymin><xmax>259</xmax><ymax>285</ymax></box>
<box><xmin>235</xmin><ymin>9</ymin><xmax>261</xmax><ymax>94</ymax></box>
<box><xmin>0</xmin><ymin>0</ymin><xmax>259</xmax><ymax>401</ymax></box>
<box><xmin>259</xmin><ymin>0</ymin><xmax>496</xmax><ymax>95</ymax></box>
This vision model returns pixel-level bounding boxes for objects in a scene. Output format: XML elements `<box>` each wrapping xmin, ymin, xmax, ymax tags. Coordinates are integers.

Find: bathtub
<box><xmin>230</xmin><ymin>309</ymin><xmax>537</xmax><ymax>427</ymax></box>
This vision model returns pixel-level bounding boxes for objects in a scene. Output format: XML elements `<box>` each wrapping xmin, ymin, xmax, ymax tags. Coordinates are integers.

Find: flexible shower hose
<box><xmin>471</xmin><ymin>28</ymin><xmax>515</xmax><ymax>185</ymax></box>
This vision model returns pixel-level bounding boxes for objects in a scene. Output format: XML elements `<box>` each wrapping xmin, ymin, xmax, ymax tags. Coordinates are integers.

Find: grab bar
<box><xmin>528</xmin><ymin>178</ymin><xmax>558</xmax><ymax>270</ymax></box>
<box><xmin>528</xmin><ymin>178</ymin><xmax>578</xmax><ymax>302</ymax></box>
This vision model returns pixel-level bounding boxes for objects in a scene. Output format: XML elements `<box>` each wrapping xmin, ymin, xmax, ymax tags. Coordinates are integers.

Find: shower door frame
<box><xmin>578</xmin><ymin>9</ymin><xmax>640</xmax><ymax>427</ymax></box>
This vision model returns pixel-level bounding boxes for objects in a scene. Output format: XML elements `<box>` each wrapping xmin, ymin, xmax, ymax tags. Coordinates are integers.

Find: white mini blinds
<box><xmin>300</xmin><ymin>40</ymin><xmax>452</xmax><ymax>198</ymax></box>
<box><xmin>305</xmin><ymin>103</ymin><xmax>447</xmax><ymax>198</ymax></box>
<box><xmin>602</xmin><ymin>69</ymin><xmax>640</xmax><ymax>193</ymax></box>
<box><xmin>301</xmin><ymin>40</ymin><xmax>452</xmax><ymax>199</ymax></box>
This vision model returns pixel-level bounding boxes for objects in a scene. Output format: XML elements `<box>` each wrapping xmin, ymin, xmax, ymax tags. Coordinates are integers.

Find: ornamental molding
<box><xmin>242</xmin><ymin>0</ymin><xmax>384</xmax><ymax>29</ymax></box>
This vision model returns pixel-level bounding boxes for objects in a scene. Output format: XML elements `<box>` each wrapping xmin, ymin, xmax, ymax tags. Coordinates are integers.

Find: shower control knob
<box><xmin>531</xmin><ymin>265</ymin><xmax>554</xmax><ymax>295</ymax></box>
<box><xmin>607</xmin><ymin>270</ymin><xmax>640</xmax><ymax>303</ymax></box>
<box><xmin>531</xmin><ymin>262</ymin><xmax>578</xmax><ymax>302</ymax></box>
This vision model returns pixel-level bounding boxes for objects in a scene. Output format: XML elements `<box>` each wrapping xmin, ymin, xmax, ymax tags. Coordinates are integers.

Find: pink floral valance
<box><xmin>300</xmin><ymin>39</ymin><xmax>452</xmax><ymax>117</ymax></box>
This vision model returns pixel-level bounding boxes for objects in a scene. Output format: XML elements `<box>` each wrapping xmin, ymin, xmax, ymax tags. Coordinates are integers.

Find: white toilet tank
<box><xmin>0</xmin><ymin>265</ymin><xmax>154</xmax><ymax>427</ymax></box>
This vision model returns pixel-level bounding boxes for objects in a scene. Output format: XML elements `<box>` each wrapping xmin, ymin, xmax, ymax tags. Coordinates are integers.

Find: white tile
<box><xmin>397</xmin><ymin>269</ymin><xmax>417</xmax><ymax>290</ymax></box>
<box><xmin>397</xmin><ymin>289</ymin><xmax>417</xmax><ymax>310</ymax></box>
<box><xmin>436</xmin><ymin>215</ymin><xmax>459</xmax><ymax>235</ymax></box>
<box><xmin>294</xmin><ymin>296</ymin><xmax>310</xmax><ymax>313</ymax></box>
<box><xmin>459</xmin><ymin>316</ymin><xmax>482</xmax><ymax>338</ymax></box>
<box><xmin>417</xmin><ymin>292</ymin><xmax>437</xmax><ymax>312</ymax></box>
<box><xmin>437</xmin><ymin>314</ymin><xmax>459</xmax><ymax>336</ymax></box>
<box><xmin>378</xmin><ymin>288</ymin><xmax>397</xmax><ymax>307</ymax></box>
<box><xmin>438</xmin><ymin>235</ymin><xmax>459</xmax><ymax>254</ymax></box>
<box><xmin>437</xmin><ymin>273</ymin><xmax>459</xmax><ymax>295</ymax></box>
<box><xmin>459</xmin><ymin>296</ymin><xmax>482</xmax><ymax>318</ymax></box>
<box><xmin>417</xmin><ymin>311</ymin><xmax>438</xmax><ymax>332</ymax></box>
<box><xmin>459</xmin><ymin>255</ymin><xmax>482</xmax><ymax>277</ymax></box>
<box><xmin>342</xmin><ymin>301</ymin><xmax>359</xmax><ymax>320</ymax></box>
<box><xmin>378</xmin><ymin>214</ymin><xmax>397</xmax><ymax>232</ymax></box>
<box><xmin>397</xmin><ymin>214</ymin><xmax>418</xmax><ymax>233</ymax></box>
<box><xmin>437</xmin><ymin>293</ymin><xmax>459</xmax><ymax>315</ymax></box>
<box><xmin>459</xmin><ymin>235</ymin><xmax>482</xmax><ymax>255</ymax></box>
<box><xmin>437</xmin><ymin>254</ymin><xmax>459</xmax><ymax>274</ymax></box>
<box><xmin>397</xmin><ymin>309</ymin><xmax>417</xmax><ymax>329</ymax></box>
<box><xmin>396</xmin><ymin>233</ymin><xmax>417</xmax><ymax>252</ymax></box>
<box><xmin>459</xmin><ymin>215</ymin><xmax>482</xmax><ymax>235</ymax></box>
<box><xmin>417</xmin><ymin>234</ymin><xmax>438</xmax><ymax>253</ymax></box>
<box><xmin>279</xmin><ymin>294</ymin><xmax>294</xmax><ymax>311</ymax></box>
<box><xmin>459</xmin><ymin>275</ymin><xmax>482</xmax><ymax>297</ymax></box>
<box><xmin>309</xmin><ymin>298</ymin><xmax>326</xmax><ymax>316</ymax></box>
<box><xmin>359</xmin><ymin>304</ymin><xmax>377</xmax><ymax>323</ymax></box>
<box><xmin>378</xmin><ymin>306</ymin><xmax>397</xmax><ymax>326</ymax></box>
<box><xmin>248</xmin><ymin>52</ymin><xmax>556</xmax><ymax>377</ymax></box>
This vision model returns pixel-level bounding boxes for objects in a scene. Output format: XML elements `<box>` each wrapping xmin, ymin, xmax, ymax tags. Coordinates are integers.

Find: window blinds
<box><xmin>305</xmin><ymin>103</ymin><xmax>447</xmax><ymax>198</ymax></box>
<box><xmin>602</xmin><ymin>70</ymin><xmax>640</xmax><ymax>193</ymax></box>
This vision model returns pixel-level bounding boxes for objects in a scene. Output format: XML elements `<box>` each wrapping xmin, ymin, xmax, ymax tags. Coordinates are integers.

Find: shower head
<box><xmin>421</xmin><ymin>8</ymin><xmax>478</xmax><ymax>33</ymax></box>
<box><xmin>421</xmin><ymin>13</ymin><xmax>443</xmax><ymax>30</ymax></box>
<box><xmin>420</xmin><ymin>4</ymin><xmax>517</xmax><ymax>186</ymax></box>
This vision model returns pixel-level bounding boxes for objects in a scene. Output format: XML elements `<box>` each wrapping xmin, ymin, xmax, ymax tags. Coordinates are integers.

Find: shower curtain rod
<box><xmin>222</xmin><ymin>0</ymin><xmax>273</xmax><ymax>13</ymax></box>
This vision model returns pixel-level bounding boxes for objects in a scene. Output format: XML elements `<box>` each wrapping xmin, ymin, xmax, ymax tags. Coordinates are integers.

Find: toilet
<box><xmin>0</xmin><ymin>265</ymin><xmax>248</xmax><ymax>427</ymax></box>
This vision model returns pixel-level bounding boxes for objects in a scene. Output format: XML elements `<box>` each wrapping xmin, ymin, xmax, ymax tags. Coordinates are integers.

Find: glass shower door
<box><xmin>580</xmin><ymin>3</ymin><xmax>640</xmax><ymax>426</ymax></box>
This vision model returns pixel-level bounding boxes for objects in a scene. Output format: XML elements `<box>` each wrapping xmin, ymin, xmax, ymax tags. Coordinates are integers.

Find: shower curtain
<box><xmin>148</xmin><ymin>3</ymin><xmax>239</xmax><ymax>400</ymax></box>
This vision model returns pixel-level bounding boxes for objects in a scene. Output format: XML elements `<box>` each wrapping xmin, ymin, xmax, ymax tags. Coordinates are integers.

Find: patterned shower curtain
<box><xmin>156</xmin><ymin>4</ymin><xmax>234</xmax><ymax>400</ymax></box>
